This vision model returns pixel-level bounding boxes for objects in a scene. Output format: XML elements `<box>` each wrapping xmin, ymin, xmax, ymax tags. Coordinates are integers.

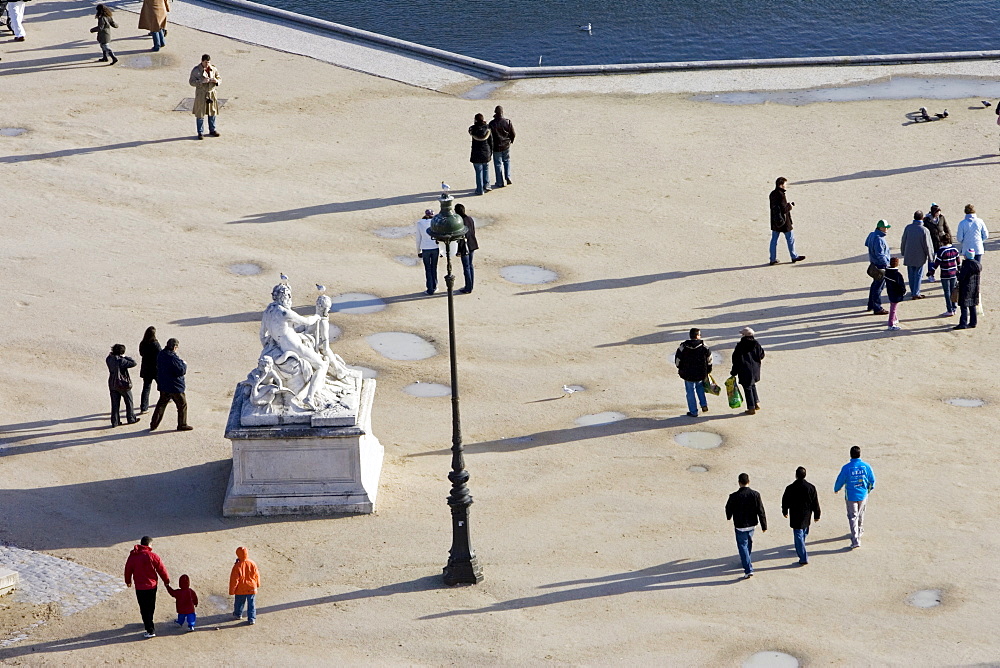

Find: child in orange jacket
<box><xmin>229</xmin><ymin>546</ymin><xmax>260</xmax><ymax>625</ymax></box>
<box><xmin>165</xmin><ymin>574</ymin><xmax>199</xmax><ymax>631</ymax></box>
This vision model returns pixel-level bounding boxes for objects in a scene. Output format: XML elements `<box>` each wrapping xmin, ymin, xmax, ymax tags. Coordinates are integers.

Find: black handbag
<box><xmin>866</xmin><ymin>263</ymin><xmax>885</xmax><ymax>281</ymax></box>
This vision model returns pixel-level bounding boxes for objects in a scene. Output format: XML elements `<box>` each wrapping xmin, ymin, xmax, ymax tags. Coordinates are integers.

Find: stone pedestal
<box><xmin>0</xmin><ymin>568</ymin><xmax>19</xmax><ymax>597</ymax></box>
<box><xmin>223</xmin><ymin>379</ymin><xmax>383</xmax><ymax>516</ymax></box>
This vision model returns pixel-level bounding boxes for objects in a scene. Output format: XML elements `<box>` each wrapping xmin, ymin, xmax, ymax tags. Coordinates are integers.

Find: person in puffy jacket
<box><xmin>954</xmin><ymin>249</ymin><xmax>982</xmax><ymax>330</ymax></box>
<box><xmin>730</xmin><ymin>327</ymin><xmax>765</xmax><ymax>415</ymax></box>
<box><xmin>124</xmin><ymin>536</ymin><xmax>170</xmax><ymax>638</ymax></box>
<box><xmin>469</xmin><ymin>114</ymin><xmax>492</xmax><ymax>195</ymax></box>
<box><xmin>166</xmin><ymin>574</ymin><xmax>199</xmax><ymax>631</ymax></box>
<box><xmin>883</xmin><ymin>257</ymin><xmax>906</xmax><ymax>331</ymax></box>
<box><xmin>107</xmin><ymin>344</ymin><xmax>139</xmax><ymax>427</ymax></box>
<box><xmin>138</xmin><ymin>326</ymin><xmax>161</xmax><ymax>413</ymax></box>
<box><xmin>90</xmin><ymin>4</ymin><xmax>118</xmax><ymax>64</ymax></box>
<box><xmin>230</xmin><ymin>546</ymin><xmax>260</xmax><ymax>625</ymax></box>
<box><xmin>488</xmin><ymin>105</ymin><xmax>515</xmax><ymax>188</ymax></box>
<box><xmin>675</xmin><ymin>328</ymin><xmax>712</xmax><ymax>418</ymax></box>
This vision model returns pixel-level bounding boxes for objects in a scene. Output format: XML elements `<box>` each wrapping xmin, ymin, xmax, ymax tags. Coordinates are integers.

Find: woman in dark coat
<box><xmin>107</xmin><ymin>344</ymin><xmax>139</xmax><ymax>427</ymax></box>
<box><xmin>138</xmin><ymin>326</ymin><xmax>162</xmax><ymax>413</ymax></box>
<box><xmin>954</xmin><ymin>250</ymin><xmax>981</xmax><ymax>330</ymax></box>
<box><xmin>731</xmin><ymin>326</ymin><xmax>765</xmax><ymax>415</ymax></box>
<box><xmin>468</xmin><ymin>113</ymin><xmax>492</xmax><ymax>196</ymax></box>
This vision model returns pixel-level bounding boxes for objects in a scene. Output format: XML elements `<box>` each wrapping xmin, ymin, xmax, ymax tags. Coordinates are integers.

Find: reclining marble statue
<box><xmin>240</xmin><ymin>283</ymin><xmax>362</xmax><ymax>427</ymax></box>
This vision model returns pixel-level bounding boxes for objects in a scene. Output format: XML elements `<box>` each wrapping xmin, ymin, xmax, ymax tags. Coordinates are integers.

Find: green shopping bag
<box><xmin>725</xmin><ymin>376</ymin><xmax>743</xmax><ymax>409</ymax></box>
<box><xmin>702</xmin><ymin>374</ymin><xmax>721</xmax><ymax>396</ymax></box>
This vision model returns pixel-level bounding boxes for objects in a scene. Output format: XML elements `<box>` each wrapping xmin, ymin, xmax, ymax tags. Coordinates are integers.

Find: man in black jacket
<box><xmin>781</xmin><ymin>466</ymin><xmax>821</xmax><ymax>565</ymax></box>
<box><xmin>149</xmin><ymin>338</ymin><xmax>193</xmax><ymax>432</ymax></box>
<box><xmin>674</xmin><ymin>328</ymin><xmax>712</xmax><ymax>418</ymax></box>
<box><xmin>454</xmin><ymin>203</ymin><xmax>479</xmax><ymax>294</ymax></box>
<box><xmin>768</xmin><ymin>177</ymin><xmax>805</xmax><ymax>266</ymax></box>
<box><xmin>489</xmin><ymin>106</ymin><xmax>515</xmax><ymax>188</ymax></box>
<box><xmin>725</xmin><ymin>473</ymin><xmax>767</xmax><ymax>579</ymax></box>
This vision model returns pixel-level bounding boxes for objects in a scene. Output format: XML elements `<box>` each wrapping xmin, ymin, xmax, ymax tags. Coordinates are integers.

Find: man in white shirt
<box><xmin>415</xmin><ymin>209</ymin><xmax>440</xmax><ymax>295</ymax></box>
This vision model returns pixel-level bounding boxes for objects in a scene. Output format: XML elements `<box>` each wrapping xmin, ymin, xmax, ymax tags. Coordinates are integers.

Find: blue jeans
<box><xmin>769</xmin><ymin>230</ymin><xmax>796</xmax><ymax>262</ymax></box>
<box><xmin>473</xmin><ymin>162</ymin><xmax>490</xmax><ymax>194</ymax></box>
<box><xmin>735</xmin><ymin>528</ymin><xmax>754</xmax><ymax>575</ymax></box>
<box><xmin>906</xmin><ymin>265</ymin><xmax>924</xmax><ymax>297</ymax></box>
<box><xmin>196</xmin><ymin>116</ymin><xmax>217</xmax><ymax>135</ymax></box>
<box><xmin>176</xmin><ymin>612</ymin><xmax>196</xmax><ymax>629</ymax></box>
<box><xmin>940</xmin><ymin>277</ymin><xmax>957</xmax><ymax>313</ymax></box>
<box><xmin>793</xmin><ymin>527</ymin><xmax>809</xmax><ymax>563</ymax></box>
<box><xmin>492</xmin><ymin>149</ymin><xmax>511</xmax><ymax>185</ymax></box>
<box><xmin>868</xmin><ymin>273</ymin><xmax>886</xmax><ymax>310</ymax></box>
<box><xmin>959</xmin><ymin>304</ymin><xmax>978</xmax><ymax>327</ymax></box>
<box><xmin>151</xmin><ymin>29</ymin><xmax>165</xmax><ymax>49</ymax></box>
<box><xmin>684</xmin><ymin>380</ymin><xmax>707</xmax><ymax>415</ymax></box>
<box><xmin>421</xmin><ymin>247</ymin><xmax>439</xmax><ymax>293</ymax></box>
<box><xmin>460</xmin><ymin>250</ymin><xmax>474</xmax><ymax>292</ymax></box>
<box><xmin>234</xmin><ymin>594</ymin><xmax>256</xmax><ymax>622</ymax></box>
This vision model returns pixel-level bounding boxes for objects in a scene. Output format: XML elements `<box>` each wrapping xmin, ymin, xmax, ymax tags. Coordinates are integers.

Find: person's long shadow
<box><xmin>515</xmin><ymin>255</ymin><xmax>868</xmax><ymax>295</ymax></box>
<box><xmin>410</xmin><ymin>413</ymin><xmax>738</xmax><ymax>456</ymax></box>
<box><xmin>228</xmin><ymin>190</ymin><xmax>479</xmax><ymax>224</ymax></box>
<box><xmin>0</xmin><ymin>413</ymin><xmax>105</xmax><ymax>434</ymax></box>
<box><xmin>795</xmin><ymin>154</ymin><xmax>1000</xmax><ymax>184</ymax></box>
<box><xmin>419</xmin><ymin>537</ymin><xmax>850</xmax><ymax>619</ymax></box>
<box><xmin>0</xmin><ymin>137</ymin><xmax>191</xmax><ymax>164</ymax></box>
<box><xmin>0</xmin><ymin>47</ymin><xmax>157</xmax><ymax>76</ymax></box>
<box><xmin>1</xmin><ymin>421</ymin><xmax>150</xmax><ymax>455</ymax></box>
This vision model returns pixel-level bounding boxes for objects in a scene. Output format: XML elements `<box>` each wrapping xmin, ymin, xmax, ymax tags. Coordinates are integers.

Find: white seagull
<box><xmin>441</xmin><ymin>181</ymin><xmax>451</xmax><ymax>191</ymax></box>
<box><xmin>580</xmin><ymin>23</ymin><xmax>592</xmax><ymax>32</ymax></box>
<box><xmin>316</xmin><ymin>283</ymin><xmax>326</xmax><ymax>293</ymax></box>
<box><xmin>280</xmin><ymin>272</ymin><xmax>289</xmax><ymax>282</ymax></box>
<box><xmin>562</xmin><ymin>385</ymin><xmax>579</xmax><ymax>395</ymax></box>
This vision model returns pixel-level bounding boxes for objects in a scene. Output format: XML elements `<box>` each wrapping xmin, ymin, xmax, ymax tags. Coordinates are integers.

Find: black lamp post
<box><xmin>429</xmin><ymin>191</ymin><xmax>484</xmax><ymax>586</ymax></box>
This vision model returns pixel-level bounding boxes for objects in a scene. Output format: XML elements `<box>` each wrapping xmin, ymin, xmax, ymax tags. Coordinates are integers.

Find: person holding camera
<box><xmin>189</xmin><ymin>54</ymin><xmax>221</xmax><ymax>140</ymax></box>
<box><xmin>768</xmin><ymin>177</ymin><xmax>805</xmax><ymax>265</ymax></box>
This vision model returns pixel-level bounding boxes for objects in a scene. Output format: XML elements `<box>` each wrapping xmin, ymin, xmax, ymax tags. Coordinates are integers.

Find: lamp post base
<box><xmin>443</xmin><ymin>556</ymin><xmax>483</xmax><ymax>586</ymax></box>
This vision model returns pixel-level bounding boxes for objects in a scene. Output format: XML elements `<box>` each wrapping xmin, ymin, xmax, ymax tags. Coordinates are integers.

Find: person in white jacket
<box><xmin>415</xmin><ymin>209</ymin><xmax>440</xmax><ymax>295</ymax></box>
<box><xmin>956</xmin><ymin>204</ymin><xmax>989</xmax><ymax>262</ymax></box>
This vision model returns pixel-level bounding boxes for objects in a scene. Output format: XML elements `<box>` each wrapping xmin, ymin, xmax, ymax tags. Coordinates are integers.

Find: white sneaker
<box><xmin>887</xmin><ymin>325</ymin><xmax>901</xmax><ymax>331</ymax></box>
<box><xmin>143</xmin><ymin>632</ymin><xmax>156</xmax><ymax>638</ymax></box>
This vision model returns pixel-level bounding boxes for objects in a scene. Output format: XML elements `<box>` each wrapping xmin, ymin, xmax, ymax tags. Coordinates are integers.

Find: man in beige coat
<box><xmin>138</xmin><ymin>0</ymin><xmax>169</xmax><ymax>51</ymax></box>
<box><xmin>189</xmin><ymin>54</ymin><xmax>221</xmax><ymax>140</ymax></box>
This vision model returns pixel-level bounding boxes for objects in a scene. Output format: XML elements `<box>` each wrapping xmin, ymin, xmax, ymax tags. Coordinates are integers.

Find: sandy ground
<box><xmin>2</xmin><ymin>1</ymin><xmax>1000</xmax><ymax>665</ymax></box>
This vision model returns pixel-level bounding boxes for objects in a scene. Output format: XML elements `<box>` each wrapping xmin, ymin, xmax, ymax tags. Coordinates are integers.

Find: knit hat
<box><xmin>740</xmin><ymin>326</ymin><xmax>755</xmax><ymax>337</ymax></box>
<box><xmin>965</xmin><ymin>249</ymin><xmax>976</xmax><ymax>259</ymax></box>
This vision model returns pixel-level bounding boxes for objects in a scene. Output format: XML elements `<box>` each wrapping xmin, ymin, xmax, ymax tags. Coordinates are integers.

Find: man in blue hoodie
<box><xmin>865</xmin><ymin>220</ymin><xmax>891</xmax><ymax>315</ymax></box>
<box><xmin>834</xmin><ymin>446</ymin><xmax>876</xmax><ymax>549</ymax></box>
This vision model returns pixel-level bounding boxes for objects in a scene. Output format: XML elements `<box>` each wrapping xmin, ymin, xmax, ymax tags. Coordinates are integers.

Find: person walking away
<box><xmin>230</xmin><ymin>546</ymin><xmax>260</xmax><ymax>625</ymax></box>
<box><xmin>124</xmin><ymin>536</ymin><xmax>170</xmax><ymax>638</ymax></box>
<box><xmin>189</xmin><ymin>54</ymin><xmax>221</xmax><ymax>140</ymax></box>
<box><xmin>936</xmin><ymin>234</ymin><xmax>960</xmax><ymax>317</ymax></box>
<box><xmin>726</xmin><ymin>473</ymin><xmax>767</xmax><ymax>579</ymax></box>
<box><xmin>730</xmin><ymin>326</ymin><xmax>764</xmax><ymax>415</ymax></box>
<box><xmin>674</xmin><ymin>328</ymin><xmax>712</xmax><ymax>418</ymax></box>
<box><xmin>107</xmin><ymin>344</ymin><xmax>140</xmax><ymax>427</ymax></box>
<box><xmin>781</xmin><ymin>467</ymin><xmax>821</xmax><ymax>565</ymax></box>
<box><xmin>138</xmin><ymin>0</ymin><xmax>169</xmax><ymax>50</ymax></box>
<box><xmin>90</xmin><ymin>5</ymin><xmax>118</xmax><ymax>64</ymax></box>
<box><xmin>954</xmin><ymin>249</ymin><xmax>981</xmax><ymax>330</ymax></box>
<box><xmin>899</xmin><ymin>211</ymin><xmax>933</xmax><ymax>299</ymax></box>
<box><xmin>469</xmin><ymin>114</ymin><xmax>492</xmax><ymax>195</ymax></box>
<box><xmin>865</xmin><ymin>219</ymin><xmax>891</xmax><ymax>315</ymax></box>
<box><xmin>138</xmin><ymin>326</ymin><xmax>161</xmax><ymax>413</ymax></box>
<box><xmin>883</xmin><ymin>257</ymin><xmax>906</xmax><ymax>331</ymax></box>
<box><xmin>415</xmin><ymin>209</ymin><xmax>440</xmax><ymax>295</ymax></box>
<box><xmin>956</xmin><ymin>204</ymin><xmax>988</xmax><ymax>262</ymax></box>
<box><xmin>768</xmin><ymin>177</ymin><xmax>805</xmax><ymax>265</ymax></box>
<box><xmin>488</xmin><ymin>105</ymin><xmax>515</xmax><ymax>187</ymax></box>
<box><xmin>8</xmin><ymin>0</ymin><xmax>27</xmax><ymax>41</ymax></box>
<box><xmin>454</xmin><ymin>203</ymin><xmax>479</xmax><ymax>294</ymax></box>
<box><xmin>834</xmin><ymin>446</ymin><xmax>876</xmax><ymax>549</ymax></box>
<box><xmin>149</xmin><ymin>338</ymin><xmax>193</xmax><ymax>431</ymax></box>
<box><xmin>165</xmin><ymin>574</ymin><xmax>199</xmax><ymax>631</ymax></box>
<box><xmin>922</xmin><ymin>203</ymin><xmax>950</xmax><ymax>281</ymax></box>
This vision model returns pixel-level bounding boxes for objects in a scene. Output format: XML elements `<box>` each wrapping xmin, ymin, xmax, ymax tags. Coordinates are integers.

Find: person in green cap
<box><xmin>865</xmin><ymin>220</ymin><xmax>891</xmax><ymax>315</ymax></box>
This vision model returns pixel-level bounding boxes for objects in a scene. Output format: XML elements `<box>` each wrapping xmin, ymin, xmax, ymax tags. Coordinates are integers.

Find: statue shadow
<box><xmin>0</xmin><ymin>460</ymin><xmax>354</xmax><ymax>551</ymax></box>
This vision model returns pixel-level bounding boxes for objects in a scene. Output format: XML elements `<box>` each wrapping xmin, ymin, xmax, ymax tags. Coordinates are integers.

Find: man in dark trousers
<box><xmin>725</xmin><ymin>473</ymin><xmax>767</xmax><ymax>579</ymax></box>
<box><xmin>781</xmin><ymin>466</ymin><xmax>821</xmax><ymax>565</ymax></box>
<box><xmin>124</xmin><ymin>535</ymin><xmax>170</xmax><ymax>638</ymax></box>
<box><xmin>489</xmin><ymin>105</ymin><xmax>515</xmax><ymax>188</ymax></box>
<box><xmin>674</xmin><ymin>327</ymin><xmax>712</xmax><ymax>418</ymax></box>
<box><xmin>768</xmin><ymin>177</ymin><xmax>805</xmax><ymax>265</ymax></box>
<box><xmin>865</xmin><ymin>219</ymin><xmax>891</xmax><ymax>315</ymax></box>
<box><xmin>454</xmin><ymin>202</ymin><xmax>479</xmax><ymax>294</ymax></box>
<box><xmin>149</xmin><ymin>338</ymin><xmax>193</xmax><ymax>431</ymax></box>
